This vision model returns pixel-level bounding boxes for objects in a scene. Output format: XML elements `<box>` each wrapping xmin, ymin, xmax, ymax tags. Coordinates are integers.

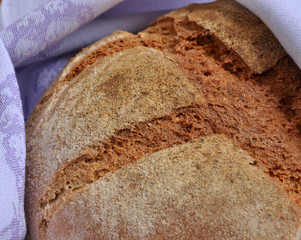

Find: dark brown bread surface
<box><xmin>25</xmin><ymin>0</ymin><xmax>301</xmax><ymax>239</ymax></box>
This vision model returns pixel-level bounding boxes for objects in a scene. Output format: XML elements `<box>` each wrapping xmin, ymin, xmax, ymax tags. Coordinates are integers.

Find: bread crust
<box><xmin>25</xmin><ymin>0</ymin><xmax>301</xmax><ymax>239</ymax></box>
<box><xmin>26</xmin><ymin>31</ymin><xmax>134</xmax><ymax>141</ymax></box>
<box><xmin>164</xmin><ymin>0</ymin><xmax>286</xmax><ymax>74</ymax></box>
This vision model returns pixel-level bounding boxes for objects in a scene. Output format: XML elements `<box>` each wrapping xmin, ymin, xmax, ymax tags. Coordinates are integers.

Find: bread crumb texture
<box><xmin>25</xmin><ymin>0</ymin><xmax>301</xmax><ymax>239</ymax></box>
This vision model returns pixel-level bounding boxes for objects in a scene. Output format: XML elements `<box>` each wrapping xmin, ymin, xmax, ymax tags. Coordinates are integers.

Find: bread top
<box><xmin>25</xmin><ymin>0</ymin><xmax>301</xmax><ymax>239</ymax></box>
<box><xmin>47</xmin><ymin>135</ymin><xmax>301</xmax><ymax>240</ymax></box>
<box><xmin>165</xmin><ymin>0</ymin><xmax>286</xmax><ymax>74</ymax></box>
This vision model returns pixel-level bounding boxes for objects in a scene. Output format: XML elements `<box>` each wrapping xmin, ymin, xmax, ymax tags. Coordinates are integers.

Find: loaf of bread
<box><xmin>25</xmin><ymin>0</ymin><xmax>301</xmax><ymax>239</ymax></box>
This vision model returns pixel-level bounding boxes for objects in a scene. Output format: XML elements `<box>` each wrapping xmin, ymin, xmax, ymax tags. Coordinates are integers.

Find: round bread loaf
<box><xmin>25</xmin><ymin>0</ymin><xmax>301</xmax><ymax>239</ymax></box>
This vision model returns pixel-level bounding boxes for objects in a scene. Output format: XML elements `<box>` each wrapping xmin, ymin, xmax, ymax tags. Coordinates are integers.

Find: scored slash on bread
<box><xmin>25</xmin><ymin>0</ymin><xmax>301</xmax><ymax>239</ymax></box>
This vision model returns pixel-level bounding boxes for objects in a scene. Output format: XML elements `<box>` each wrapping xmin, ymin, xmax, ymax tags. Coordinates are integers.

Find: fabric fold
<box><xmin>0</xmin><ymin>0</ymin><xmax>123</xmax><ymax>67</ymax></box>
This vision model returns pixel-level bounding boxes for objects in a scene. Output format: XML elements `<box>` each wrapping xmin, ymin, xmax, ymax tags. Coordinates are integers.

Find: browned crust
<box><xmin>25</xmin><ymin>0</ymin><xmax>301</xmax><ymax>239</ymax></box>
<box><xmin>26</xmin><ymin>31</ymin><xmax>135</xmax><ymax>140</ymax></box>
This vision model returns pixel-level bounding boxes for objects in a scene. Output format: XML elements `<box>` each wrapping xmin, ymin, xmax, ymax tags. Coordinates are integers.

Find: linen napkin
<box><xmin>0</xmin><ymin>0</ymin><xmax>300</xmax><ymax>239</ymax></box>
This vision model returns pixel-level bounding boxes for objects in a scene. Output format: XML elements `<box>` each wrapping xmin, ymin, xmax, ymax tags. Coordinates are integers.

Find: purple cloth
<box><xmin>0</xmin><ymin>37</ymin><xmax>26</xmax><ymax>240</ymax></box>
<box><xmin>1</xmin><ymin>0</ymin><xmax>300</xmax><ymax>239</ymax></box>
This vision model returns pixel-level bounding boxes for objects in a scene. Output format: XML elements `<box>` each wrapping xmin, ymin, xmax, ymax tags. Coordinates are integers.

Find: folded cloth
<box><xmin>0</xmin><ymin>0</ymin><xmax>301</xmax><ymax>239</ymax></box>
<box><xmin>0</xmin><ymin>37</ymin><xmax>26</xmax><ymax>240</ymax></box>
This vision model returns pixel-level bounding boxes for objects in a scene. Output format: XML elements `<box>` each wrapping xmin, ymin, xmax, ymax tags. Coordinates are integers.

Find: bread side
<box><xmin>46</xmin><ymin>135</ymin><xmax>301</xmax><ymax>240</ymax></box>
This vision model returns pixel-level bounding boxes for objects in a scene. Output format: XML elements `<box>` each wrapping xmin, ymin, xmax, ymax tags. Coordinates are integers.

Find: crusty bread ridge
<box><xmin>25</xmin><ymin>0</ymin><xmax>301</xmax><ymax>239</ymax></box>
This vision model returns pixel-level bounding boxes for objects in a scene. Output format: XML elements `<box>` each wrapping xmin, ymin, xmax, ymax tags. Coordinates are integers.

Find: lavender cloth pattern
<box><xmin>0</xmin><ymin>39</ymin><xmax>26</xmax><ymax>239</ymax></box>
<box><xmin>1</xmin><ymin>0</ymin><xmax>122</xmax><ymax>67</ymax></box>
<box><xmin>1</xmin><ymin>0</ymin><xmax>301</xmax><ymax>239</ymax></box>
